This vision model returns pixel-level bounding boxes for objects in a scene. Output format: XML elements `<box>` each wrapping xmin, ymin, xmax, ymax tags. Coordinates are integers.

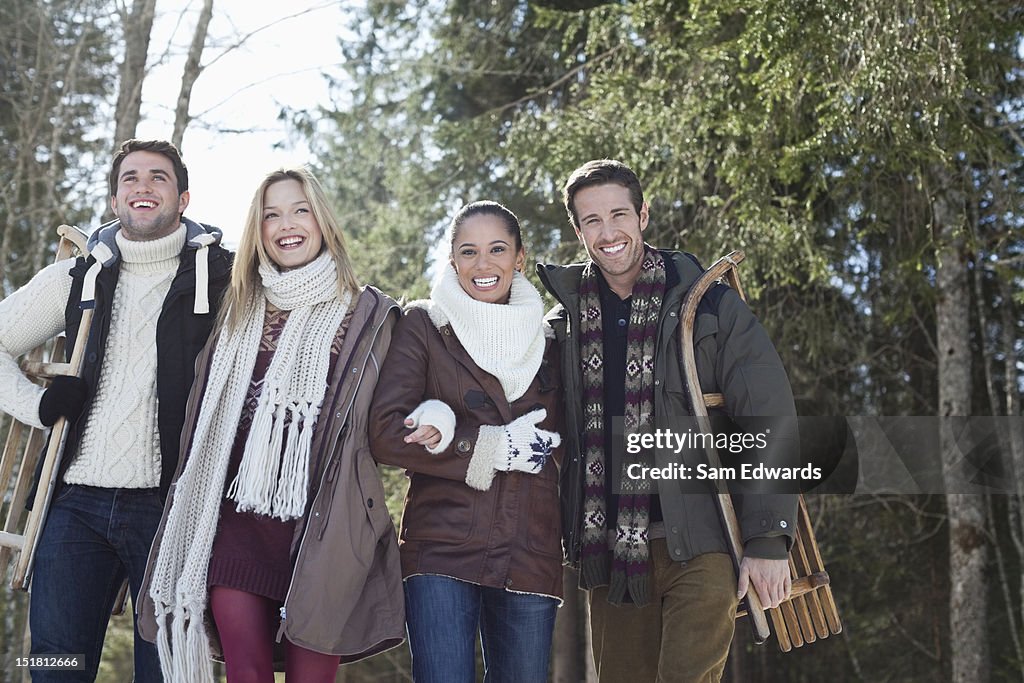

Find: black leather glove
<box><xmin>38</xmin><ymin>375</ymin><xmax>88</xmax><ymax>427</ymax></box>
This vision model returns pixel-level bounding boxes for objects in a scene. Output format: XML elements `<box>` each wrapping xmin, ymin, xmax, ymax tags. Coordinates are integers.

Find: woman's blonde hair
<box><xmin>220</xmin><ymin>167</ymin><xmax>360</xmax><ymax>331</ymax></box>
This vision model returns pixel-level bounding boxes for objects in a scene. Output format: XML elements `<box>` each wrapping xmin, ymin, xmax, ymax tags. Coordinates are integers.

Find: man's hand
<box><xmin>737</xmin><ymin>556</ymin><xmax>791</xmax><ymax>609</ymax></box>
<box><xmin>38</xmin><ymin>375</ymin><xmax>88</xmax><ymax>427</ymax></box>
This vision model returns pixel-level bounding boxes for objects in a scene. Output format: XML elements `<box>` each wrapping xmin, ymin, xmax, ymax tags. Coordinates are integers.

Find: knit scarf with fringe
<box><xmin>430</xmin><ymin>263</ymin><xmax>545</xmax><ymax>401</ymax></box>
<box><xmin>148</xmin><ymin>251</ymin><xmax>351</xmax><ymax>682</ymax></box>
<box><xmin>577</xmin><ymin>247</ymin><xmax>665</xmax><ymax>607</ymax></box>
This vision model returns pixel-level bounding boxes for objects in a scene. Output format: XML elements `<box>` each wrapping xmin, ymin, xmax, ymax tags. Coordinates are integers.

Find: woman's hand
<box><xmin>403</xmin><ymin>400</ymin><xmax>455</xmax><ymax>453</ymax></box>
<box><xmin>404</xmin><ymin>418</ymin><xmax>443</xmax><ymax>450</ymax></box>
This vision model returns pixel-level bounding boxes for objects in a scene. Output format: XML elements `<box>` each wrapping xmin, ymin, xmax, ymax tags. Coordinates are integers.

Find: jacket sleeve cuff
<box><xmin>465</xmin><ymin>424</ymin><xmax>503</xmax><ymax>491</ymax></box>
<box><xmin>743</xmin><ymin>536</ymin><xmax>790</xmax><ymax>560</ymax></box>
<box><xmin>406</xmin><ymin>399</ymin><xmax>456</xmax><ymax>454</ymax></box>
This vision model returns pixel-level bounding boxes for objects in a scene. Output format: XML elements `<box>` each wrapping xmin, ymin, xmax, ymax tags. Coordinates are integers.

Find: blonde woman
<box><xmin>139</xmin><ymin>168</ymin><xmax>404</xmax><ymax>681</ymax></box>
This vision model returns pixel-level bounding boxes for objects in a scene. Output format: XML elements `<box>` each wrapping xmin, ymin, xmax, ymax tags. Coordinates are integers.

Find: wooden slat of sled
<box><xmin>684</xmin><ymin>250</ymin><xmax>843</xmax><ymax>651</ymax></box>
<box><xmin>0</xmin><ymin>226</ymin><xmax>87</xmax><ymax>590</ymax></box>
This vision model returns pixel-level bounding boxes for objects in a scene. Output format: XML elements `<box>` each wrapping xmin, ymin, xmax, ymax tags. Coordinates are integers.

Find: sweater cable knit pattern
<box><xmin>64</xmin><ymin>225</ymin><xmax>187</xmax><ymax>488</ymax></box>
<box><xmin>0</xmin><ymin>261</ymin><xmax>75</xmax><ymax>429</ymax></box>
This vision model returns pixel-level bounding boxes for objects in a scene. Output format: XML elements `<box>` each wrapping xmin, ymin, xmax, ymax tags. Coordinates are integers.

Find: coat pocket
<box><xmin>526</xmin><ymin>476</ymin><xmax>562</xmax><ymax>559</ymax></box>
<box><xmin>401</xmin><ymin>474</ymin><xmax>476</xmax><ymax>543</ymax></box>
<box><xmin>354</xmin><ymin>447</ymin><xmax>391</xmax><ymax>540</ymax></box>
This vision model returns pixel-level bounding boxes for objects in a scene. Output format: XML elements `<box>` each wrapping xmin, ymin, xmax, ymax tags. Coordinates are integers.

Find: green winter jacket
<box><xmin>537</xmin><ymin>250</ymin><xmax>798</xmax><ymax>574</ymax></box>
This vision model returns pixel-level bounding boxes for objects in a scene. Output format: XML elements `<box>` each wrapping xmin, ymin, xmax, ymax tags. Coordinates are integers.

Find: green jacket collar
<box><xmin>537</xmin><ymin>250</ymin><xmax>705</xmax><ymax>313</ymax></box>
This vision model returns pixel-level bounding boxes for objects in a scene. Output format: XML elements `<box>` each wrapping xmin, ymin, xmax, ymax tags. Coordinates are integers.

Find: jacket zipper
<box><xmin>540</xmin><ymin>269</ymin><xmax>586</xmax><ymax>564</ymax></box>
<box><xmin>275</xmin><ymin>305</ymin><xmax>394</xmax><ymax>642</ymax></box>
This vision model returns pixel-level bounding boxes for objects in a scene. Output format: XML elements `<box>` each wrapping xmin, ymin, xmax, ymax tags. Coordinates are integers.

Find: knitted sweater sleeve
<box><xmin>0</xmin><ymin>259</ymin><xmax>75</xmax><ymax>429</ymax></box>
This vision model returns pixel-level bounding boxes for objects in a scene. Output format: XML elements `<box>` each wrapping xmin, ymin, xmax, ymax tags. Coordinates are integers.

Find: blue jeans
<box><xmin>29</xmin><ymin>484</ymin><xmax>164</xmax><ymax>682</ymax></box>
<box><xmin>403</xmin><ymin>574</ymin><xmax>557</xmax><ymax>683</ymax></box>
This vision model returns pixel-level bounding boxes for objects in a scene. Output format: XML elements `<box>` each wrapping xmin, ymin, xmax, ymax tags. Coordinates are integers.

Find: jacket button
<box><xmin>456</xmin><ymin>439</ymin><xmax>471</xmax><ymax>453</ymax></box>
<box><xmin>87</xmin><ymin>352</ymin><xmax>97</xmax><ymax>363</ymax></box>
<box><xmin>779</xmin><ymin>520</ymin><xmax>788</xmax><ymax>529</ymax></box>
<box><xmin>367</xmin><ymin>498</ymin><xmax>374</xmax><ymax>508</ymax></box>
<box><xmin>670</xmin><ymin>311</ymin><xmax>677</xmax><ymax>317</ymax></box>
<box><xmin>352</xmin><ymin>367</ymin><xmax>359</xmax><ymax>373</ymax></box>
<box><xmin>671</xmin><ymin>526</ymin><xmax>679</xmax><ymax>534</ymax></box>
<box><xmin>761</xmin><ymin>520</ymin><xmax>768</xmax><ymax>528</ymax></box>
<box><xmin>505</xmin><ymin>578</ymin><xmax>513</xmax><ymax>588</ymax></box>
<box><xmin>673</xmin><ymin>548</ymin><xmax>682</xmax><ymax>557</ymax></box>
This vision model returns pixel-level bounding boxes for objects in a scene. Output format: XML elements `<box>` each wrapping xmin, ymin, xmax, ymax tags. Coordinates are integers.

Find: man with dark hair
<box><xmin>538</xmin><ymin>159</ymin><xmax>798</xmax><ymax>682</ymax></box>
<box><xmin>0</xmin><ymin>139</ymin><xmax>232</xmax><ymax>681</ymax></box>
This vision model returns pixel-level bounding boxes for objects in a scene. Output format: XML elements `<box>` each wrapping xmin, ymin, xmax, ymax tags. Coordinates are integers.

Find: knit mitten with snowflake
<box><xmin>465</xmin><ymin>409</ymin><xmax>561</xmax><ymax>491</ymax></box>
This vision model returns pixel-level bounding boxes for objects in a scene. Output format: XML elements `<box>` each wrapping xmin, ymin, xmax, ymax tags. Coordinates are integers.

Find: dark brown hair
<box><xmin>108</xmin><ymin>139</ymin><xmax>189</xmax><ymax>196</ymax></box>
<box><xmin>562</xmin><ymin>159</ymin><xmax>644</xmax><ymax>228</ymax></box>
<box><xmin>448</xmin><ymin>200</ymin><xmax>523</xmax><ymax>252</ymax></box>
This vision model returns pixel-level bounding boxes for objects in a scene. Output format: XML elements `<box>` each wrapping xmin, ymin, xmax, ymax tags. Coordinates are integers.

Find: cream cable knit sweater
<box><xmin>0</xmin><ymin>225</ymin><xmax>187</xmax><ymax>487</ymax></box>
<box><xmin>63</xmin><ymin>226</ymin><xmax>186</xmax><ymax>488</ymax></box>
<box><xmin>0</xmin><ymin>263</ymin><xmax>75</xmax><ymax>430</ymax></box>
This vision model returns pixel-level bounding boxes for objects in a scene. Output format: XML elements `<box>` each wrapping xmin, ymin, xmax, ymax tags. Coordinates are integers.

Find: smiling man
<box><xmin>0</xmin><ymin>139</ymin><xmax>232</xmax><ymax>682</ymax></box>
<box><xmin>538</xmin><ymin>159</ymin><xmax>799</xmax><ymax>683</ymax></box>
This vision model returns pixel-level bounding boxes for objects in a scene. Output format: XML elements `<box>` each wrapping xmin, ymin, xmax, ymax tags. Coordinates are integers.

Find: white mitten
<box><xmin>466</xmin><ymin>409</ymin><xmax>561</xmax><ymax>491</ymax></box>
<box><xmin>405</xmin><ymin>399</ymin><xmax>457</xmax><ymax>454</ymax></box>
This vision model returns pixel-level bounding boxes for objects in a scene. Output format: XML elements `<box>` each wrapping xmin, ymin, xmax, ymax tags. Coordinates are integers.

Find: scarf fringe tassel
<box><xmin>227</xmin><ymin>392</ymin><xmax>314</xmax><ymax>521</ymax></box>
<box><xmin>274</xmin><ymin>402</ymin><xmax>316</xmax><ymax>519</ymax></box>
<box><xmin>155</xmin><ymin>602</ymin><xmax>216</xmax><ymax>683</ymax></box>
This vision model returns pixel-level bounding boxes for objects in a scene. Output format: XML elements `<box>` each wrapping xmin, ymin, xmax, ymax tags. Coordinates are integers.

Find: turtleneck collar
<box><xmin>115</xmin><ymin>223</ymin><xmax>186</xmax><ymax>274</ymax></box>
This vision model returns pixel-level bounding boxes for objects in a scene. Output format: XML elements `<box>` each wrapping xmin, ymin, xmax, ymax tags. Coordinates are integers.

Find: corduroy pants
<box><xmin>588</xmin><ymin>541</ymin><xmax>737</xmax><ymax>683</ymax></box>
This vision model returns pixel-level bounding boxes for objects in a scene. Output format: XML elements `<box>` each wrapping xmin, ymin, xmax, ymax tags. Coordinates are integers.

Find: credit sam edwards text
<box><xmin>624</xmin><ymin>428</ymin><xmax>821</xmax><ymax>482</ymax></box>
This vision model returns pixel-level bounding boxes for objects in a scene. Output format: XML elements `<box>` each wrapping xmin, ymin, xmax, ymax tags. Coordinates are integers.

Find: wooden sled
<box><xmin>679</xmin><ymin>250</ymin><xmax>842</xmax><ymax>651</ymax></box>
<box><xmin>0</xmin><ymin>225</ymin><xmax>127</xmax><ymax>613</ymax></box>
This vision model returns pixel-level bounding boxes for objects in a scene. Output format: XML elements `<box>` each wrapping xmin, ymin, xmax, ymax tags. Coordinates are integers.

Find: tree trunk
<box><xmin>172</xmin><ymin>0</ymin><xmax>215</xmax><ymax>150</ymax></box>
<box><xmin>1001</xmin><ymin>278</ymin><xmax>1024</xmax><ymax>683</ymax></box>
<box><xmin>583</xmin><ymin>592</ymin><xmax>597</xmax><ymax>683</ymax></box>
<box><xmin>726</xmin><ymin>634</ymin><xmax>745</xmax><ymax>682</ymax></box>
<box><xmin>113</xmin><ymin>0</ymin><xmax>157</xmax><ymax>144</ymax></box>
<box><xmin>934</xmin><ymin>187</ymin><xmax>989</xmax><ymax>683</ymax></box>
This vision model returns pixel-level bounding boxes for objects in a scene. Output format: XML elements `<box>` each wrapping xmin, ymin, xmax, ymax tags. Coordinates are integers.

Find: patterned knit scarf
<box><xmin>578</xmin><ymin>247</ymin><xmax>666</xmax><ymax>606</ymax></box>
<box><xmin>148</xmin><ymin>251</ymin><xmax>351</xmax><ymax>683</ymax></box>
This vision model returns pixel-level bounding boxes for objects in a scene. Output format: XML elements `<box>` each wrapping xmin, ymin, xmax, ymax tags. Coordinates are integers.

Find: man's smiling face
<box><xmin>573</xmin><ymin>182</ymin><xmax>649</xmax><ymax>295</ymax></box>
<box><xmin>110</xmin><ymin>150</ymin><xmax>189</xmax><ymax>241</ymax></box>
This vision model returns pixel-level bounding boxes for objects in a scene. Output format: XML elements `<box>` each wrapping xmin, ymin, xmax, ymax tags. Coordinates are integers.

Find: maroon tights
<box><xmin>210</xmin><ymin>586</ymin><xmax>341</xmax><ymax>682</ymax></box>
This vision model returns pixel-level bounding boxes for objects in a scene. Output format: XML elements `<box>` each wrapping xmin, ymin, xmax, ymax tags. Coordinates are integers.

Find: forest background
<box><xmin>1</xmin><ymin>1</ymin><xmax>1022</xmax><ymax>681</ymax></box>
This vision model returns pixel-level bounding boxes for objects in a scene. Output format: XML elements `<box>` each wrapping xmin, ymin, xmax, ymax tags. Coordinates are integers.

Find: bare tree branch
<box><xmin>189</xmin><ymin>64</ymin><xmax>340</xmax><ymax>120</ymax></box>
<box><xmin>172</xmin><ymin>0</ymin><xmax>215</xmax><ymax>149</ymax></box>
<box><xmin>201</xmin><ymin>1</ymin><xmax>339</xmax><ymax>71</ymax></box>
<box><xmin>114</xmin><ymin>0</ymin><xmax>158</xmax><ymax>143</ymax></box>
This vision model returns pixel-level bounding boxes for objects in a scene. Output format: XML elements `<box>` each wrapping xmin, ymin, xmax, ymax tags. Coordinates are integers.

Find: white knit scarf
<box><xmin>430</xmin><ymin>264</ymin><xmax>545</xmax><ymax>401</ymax></box>
<box><xmin>148</xmin><ymin>251</ymin><xmax>351</xmax><ymax>682</ymax></box>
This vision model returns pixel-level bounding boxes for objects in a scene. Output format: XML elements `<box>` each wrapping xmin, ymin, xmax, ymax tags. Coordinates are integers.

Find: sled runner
<box><xmin>0</xmin><ymin>225</ymin><xmax>93</xmax><ymax>592</ymax></box>
<box><xmin>679</xmin><ymin>250</ymin><xmax>842</xmax><ymax>651</ymax></box>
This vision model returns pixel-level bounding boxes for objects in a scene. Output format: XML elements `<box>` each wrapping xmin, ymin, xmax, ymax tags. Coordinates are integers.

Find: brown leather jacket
<box><xmin>369</xmin><ymin>304</ymin><xmax>564</xmax><ymax>600</ymax></box>
<box><xmin>138</xmin><ymin>287</ymin><xmax>405</xmax><ymax>664</ymax></box>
